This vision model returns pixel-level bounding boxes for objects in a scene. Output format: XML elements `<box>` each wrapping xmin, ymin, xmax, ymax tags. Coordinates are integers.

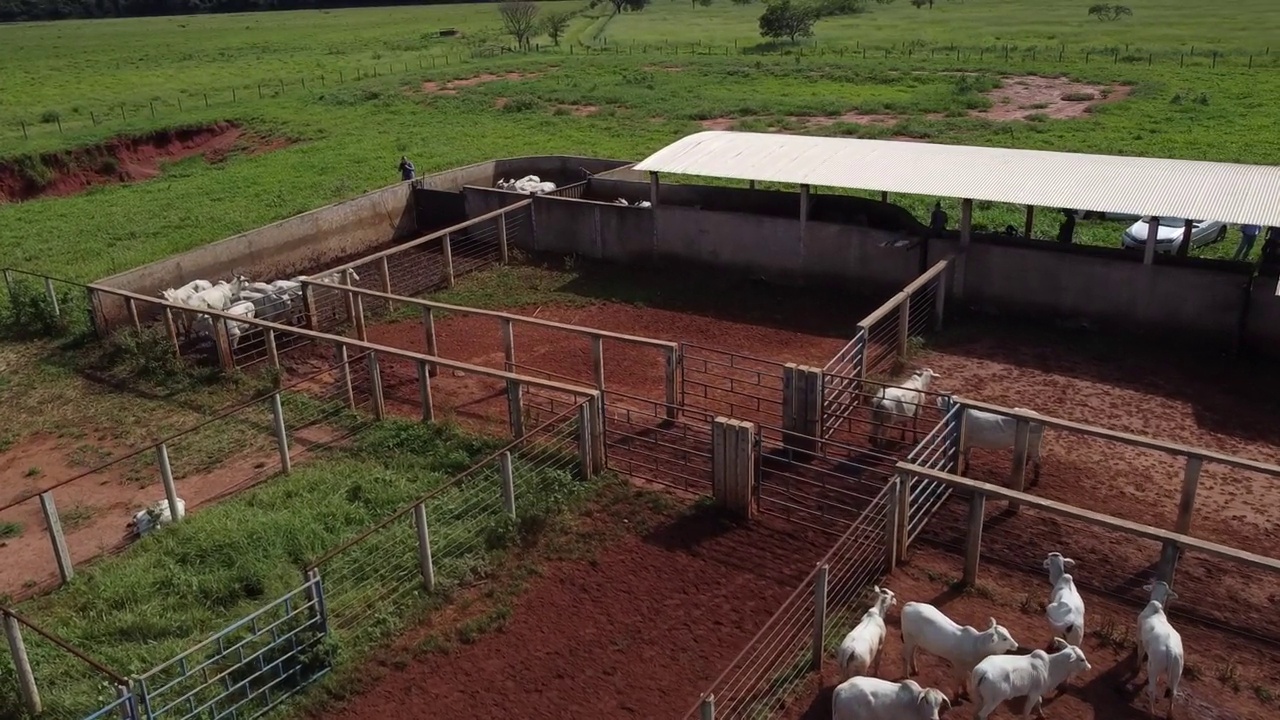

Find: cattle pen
<box><xmin>5</xmin><ymin>137</ymin><xmax>1280</xmax><ymax>720</ymax></box>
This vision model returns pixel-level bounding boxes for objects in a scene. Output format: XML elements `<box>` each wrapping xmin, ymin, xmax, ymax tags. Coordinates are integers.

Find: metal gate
<box><xmin>679</xmin><ymin>343</ymin><xmax>786</xmax><ymax>442</ymax></box>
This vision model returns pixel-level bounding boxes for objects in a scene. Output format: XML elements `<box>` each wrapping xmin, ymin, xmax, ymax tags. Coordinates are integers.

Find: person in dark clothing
<box><xmin>1056</xmin><ymin>208</ymin><xmax>1077</xmax><ymax>244</ymax></box>
<box><xmin>929</xmin><ymin>201</ymin><xmax>948</xmax><ymax>234</ymax></box>
<box><xmin>398</xmin><ymin>156</ymin><xmax>415</xmax><ymax>181</ymax></box>
<box><xmin>1260</xmin><ymin>226</ymin><xmax>1280</xmax><ymax>269</ymax></box>
<box><xmin>1235</xmin><ymin>224</ymin><xmax>1262</xmax><ymax>261</ymax></box>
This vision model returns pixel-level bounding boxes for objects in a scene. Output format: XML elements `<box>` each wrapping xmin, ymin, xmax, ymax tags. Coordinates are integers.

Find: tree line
<box><xmin>0</xmin><ymin>0</ymin><xmax>499</xmax><ymax>24</ymax></box>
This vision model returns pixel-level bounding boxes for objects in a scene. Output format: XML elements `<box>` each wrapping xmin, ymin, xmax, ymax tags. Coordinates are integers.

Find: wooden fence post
<box><xmin>379</xmin><ymin>256</ymin><xmax>393</xmax><ymax>310</ymax></box>
<box><xmin>265</xmin><ymin>327</ymin><xmax>280</xmax><ymax>374</ymax></box>
<box><xmin>885</xmin><ymin>477</ymin><xmax>902</xmax><ymax>570</ymax></box>
<box><xmin>501</xmin><ymin>319</ymin><xmax>515</xmax><ymax>373</ymax></box>
<box><xmin>897</xmin><ymin>472</ymin><xmax>910</xmax><ymax>558</ymax></box>
<box><xmin>712</xmin><ymin>418</ymin><xmax>756</xmax><ymax>518</ymax></box>
<box><xmin>38</xmin><ymin>492</ymin><xmax>73</xmax><ymax>584</ymax></box>
<box><xmin>341</xmin><ymin>270</ymin><xmax>357</xmax><ymax>326</ymax></box>
<box><xmin>591</xmin><ymin>336</ymin><xmax>605</xmax><ymax>390</ymax></box>
<box><xmin>125</xmin><ymin>297</ymin><xmax>141</xmax><ymax>331</ymax></box>
<box><xmin>782</xmin><ymin>364</ymin><xmax>822</xmax><ymax>455</ymax></box>
<box><xmin>422</xmin><ymin>307</ymin><xmax>439</xmax><ymax>377</ymax></box>
<box><xmin>963</xmin><ymin>491</ymin><xmax>986</xmax><ymax>586</ymax></box>
<box><xmin>499</xmin><ymin>452</ymin><xmax>516</xmax><ymax>518</ymax></box>
<box><xmin>2</xmin><ymin>613</ymin><xmax>41</xmax><ymax>715</ymax></box>
<box><xmin>498</xmin><ymin>213</ymin><xmax>510</xmax><ymax>264</ymax></box>
<box><xmin>163</xmin><ymin>307</ymin><xmax>180</xmax><ymax>358</ymax></box>
<box><xmin>270</xmin><ymin>392</ymin><xmax>292</xmax><ymax>474</ymax></box>
<box><xmin>897</xmin><ymin>294</ymin><xmax>911</xmax><ymax>362</ymax></box>
<box><xmin>1159</xmin><ymin>457</ymin><xmax>1203</xmax><ymax>584</ymax></box>
<box><xmin>506</xmin><ymin>380</ymin><xmax>524</xmax><ymax>438</ymax></box>
<box><xmin>1008</xmin><ymin>419</ymin><xmax>1031</xmax><ymax>510</ymax></box>
<box><xmin>934</xmin><ymin>269</ymin><xmax>947</xmax><ymax>332</ymax></box>
<box><xmin>352</xmin><ymin>292</ymin><xmax>367</xmax><ymax>342</ymax></box>
<box><xmin>442</xmin><ymin>234</ymin><xmax>455</xmax><ymax>287</ymax></box>
<box><xmin>156</xmin><ymin>442</ymin><xmax>182</xmax><ymax>523</ymax></box>
<box><xmin>811</xmin><ymin>563</ymin><xmax>829</xmax><ymax>671</ymax></box>
<box><xmin>367</xmin><ymin>352</ymin><xmax>385</xmax><ymax>420</ymax></box>
<box><xmin>590</xmin><ymin>393</ymin><xmax>606</xmax><ymax>475</ymax></box>
<box><xmin>665</xmin><ymin>346</ymin><xmax>680</xmax><ymax>420</ymax></box>
<box><xmin>336</xmin><ymin>343</ymin><xmax>355</xmax><ymax>410</ymax></box>
<box><xmin>213</xmin><ymin>318</ymin><xmax>234</xmax><ymax>371</ymax></box>
<box><xmin>577</xmin><ymin>401</ymin><xmax>593</xmax><ymax>480</ymax></box>
<box><xmin>42</xmin><ymin>277</ymin><xmax>60</xmax><ymax>317</ymax></box>
<box><xmin>413</xmin><ymin>502</ymin><xmax>435</xmax><ymax>592</ymax></box>
<box><xmin>699</xmin><ymin>694</ymin><xmax>715</xmax><ymax>720</ymax></box>
<box><xmin>302</xmin><ymin>283</ymin><xmax>318</xmax><ymax>331</ymax></box>
<box><xmin>417</xmin><ymin>360</ymin><xmax>434</xmax><ymax>422</ymax></box>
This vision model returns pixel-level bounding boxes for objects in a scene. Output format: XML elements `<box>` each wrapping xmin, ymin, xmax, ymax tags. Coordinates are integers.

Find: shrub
<box><xmin>1</xmin><ymin>278</ymin><xmax>75</xmax><ymax>339</ymax></box>
<box><xmin>38</xmin><ymin>109</ymin><xmax>61</xmax><ymax>124</ymax></box>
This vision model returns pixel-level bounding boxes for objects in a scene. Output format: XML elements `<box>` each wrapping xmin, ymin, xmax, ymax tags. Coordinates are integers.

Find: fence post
<box><xmin>38</xmin><ymin>492</ymin><xmax>74</xmax><ymax>584</ymax></box>
<box><xmin>2</xmin><ymin>269</ymin><xmax>13</xmax><ymax>301</ymax></box>
<box><xmin>378</xmin><ymin>256</ymin><xmax>393</xmax><ymax>312</ymax></box>
<box><xmin>270</xmin><ymin>392</ymin><xmax>292</xmax><ymax>474</ymax></box>
<box><xmin>442</xmin><ymin>234</ymin><xmax>455</xmax><ymax>287</ymax></box>
<box><xmin>213</xmin><ymin>318</ymin><xmax>234</xmax><ymax>370</ymax></box>
<box><xmin>413</xmin><ymin>503</ymin><xmax>435</xmax><ymax>593</ymax></box>
<box><xmin>699</xmin><ymin>694</ymin><xmax>715</xmax><ymax>720</ymax></box>
<box><xmin>855</xmin><ymin>324</ymin><xmax>870</xmax><ymax>382</ymax></box>
<box><xmin>367</xmin><ymin>352</ymin><xmax>385</xmax><ymax>420</ymax></box>
<box><xmin>125</xmin><ymin>297</ymin><xmax>141</xmax><ymax>330</ymax></box>
<box><xmin>498</xmin><ymin>212</ymin><xmax>510</xmax><ymax>264</ymax></box>
<box><xmin>963</xmin><ymin>491</ymin><xmax>986</xmax><ymax>586</ymax></box>
<box><xmin>42</xmin><ymin>277</ymin><xmax>60</xmax><ymax>317</ymax></box>
<box><xmin>302</xmin><ymin>282</ymin><xmax>319</xmax><ymax>331</ymax></box>
<box><xmin>422</xmin><ymin>307</ymin><xmax>439</xmax><ymax>377</ymax></box>
<box><xmin>782</xmin><ymin>364</ymin><xmax>822</xmax><ymax>455</ymax></box>
<box><xmin>934</xmin><ymin>268</ymin><xmax>947</xmax><ymax>332</ymax></box>
<box><xmin>506</xmin><ymin>380</ymin><xmax>524</xmax><ymax>438</ymax></box>
<box><xmin>897</xmin><ymin>472</ymin><xmax>910</xmax><ymax>558</ymax></box>
<box><xmin>664</xmin><ymin>345</ymin><xmax>680</xmax><ymax>420</ymax></box>
<box><xmin>265</xmin><ymin>327</ymin><xmax>280</xmax><ymax>374</ymax></box>
<box><xmin>591</xmin><ymin>335</ymin><xmax>605</xmax><ymax>390</ymax></box>
<box><xmin>114</xmin><ymin>682</ymin><xmax>133</xmax><ymax>720</ymax></box>
<box><xmin>591</xmin><ymin>393</ymin><xmax>606</xmax><ymax>475</ymax></box>
<box><xmin>885</xmin><ymin>477</ymin><xmax>901</xmax><ymax>570</ymax></box>
<box><xmin>352</xmin><ymin>291</ymin><xmax>368</xmax><ymax>342</ymax></box>
<box><xmin>499</xmin><ymin>451</ymin><xmax>516</xmax><ymax>518</ymax></box>
<box><xmin>1007</xmin><ymin>419</ymin><xmax>1031</xmax><ymax>510</ymax></box>
<box><xmin>163</xmin><ymin>307</ymin><xmax>181</xmax><ymax>357</ymax></box>
<box><xmin>811</xmin><ymin>563</ymin><xmax>829</xmax><ymax>671</ymax></box>
<box><xmin>2</xmin><ymin>612</ymin><xmax>41</xmax><ymax>715</ymax></box>
<box><xmin>336</xmin><ymin>343</ymin><xmax>355</xmax><ymax>410</ymax></box>
<box><xmin>501</xmin><ymin>319</ymin><xmax>515</xmax><ymax>373</ymax></box>
<box><xmin>577</xmin><ymin>401</ymin><xmax>593</xmax><ymax>480</ymax></box>
<box><xmin>712</xmin><ymin>417</ymin><xmax>756</xmax><ymax>518</ymax></box>
<box><xmin>897</xmin><ymin>294</ymin><xmax>911</xmax><ymax>362</ymax></box>
<box><xmin>340</xmin><ymin>269</ymin><xmax>357</xmax><ymax>326</ymax></box>
<box><xmin>417</xmin><ymin>360</ymin><xmax>434</xmax><ymax>422</ymax></box>
<box><xmin>156</xmin><ymin>442</ymin><xmax>182</xmax><ymax>524</ymax></box>
<box><xmin>304</xmin><ymin>567</ymin><xmax>328</xmax><ymax>634</ymax></box>
<box><xmin>1159</xmin><ymin>457</ymin><xmax>1202</xmax><ymax>584</ymax></box>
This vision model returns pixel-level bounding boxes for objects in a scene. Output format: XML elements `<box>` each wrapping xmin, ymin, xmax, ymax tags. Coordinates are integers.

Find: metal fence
<box><xmin>0</xmin><ymin>608</ymin><xmax>130</xmax><ymax>720</ymax></box>
<box><xmin>134</xmin><ymin>579</ymin><xmax>327</xmax><ymax>720</ymax></box>
<box><xmin>1</xmin><ymin>268</ymin><xmax>93</xmax><ymax>341</ymax></box>
<box><xmin>683</xmin><ymin>483</ymin><xmax>894</xmax><ymax>719</ymax></box>
<box><xmin>602</xmin><ymin>391</ymin><xmax>714</xmax><ymax>495</ymax></box>
<box><xmin>680</xmin><ymin>343</ymin><xmax>786</xmax><ymax>441</ymax></box>
<box><xmin>857</xmin><ymin>258</ymin><xmax>950</xmax><ymax>380</ymax></box>
<box><xmin>901</xmin><ymin>399</ymin><xmax>962</xmax><ymax>544</ymax></box>
<box><xmin>755</xmin><ymin>430</ymin><xmax>896</xmax><ymax>533</ymax></box>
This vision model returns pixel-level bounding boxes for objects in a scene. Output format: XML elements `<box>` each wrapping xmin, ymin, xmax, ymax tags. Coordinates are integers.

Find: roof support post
<box><xmin>799</xmin><ymin>184</ymin><xmax>811</xmax><ymax>267</ymax></box>
<box><xmin>1024</xmin><ymin>205</ymin><xmax>1035</xmax><ymax>240</ymax></box>
<box><xmin>881</xmin><ymin>191</ymin><xmax>889</xmax><ymax>203</ymax></box>
<box><xmin>749</xmin><ymin>179</ymin><xmax>756</xmax><ymax>190</ymax></box>
<box><xmin>954</xmin><ymin>199</ymin><xmax>973</xmax><ymax>298</ymax></box>
<box><xmin>1176</xmin><ymin>218</ymin><xmax>1194</xmax><ymax>259</ymax></box>
<box><xmin>1144</xmin><ymin>215</ymin><xmax>1160</xmax><ymax>265</ymax></box>
<box><xmin>649</xmin><ymin>171</ymin><xmax>660</xmax><ymax>255</ymax></box>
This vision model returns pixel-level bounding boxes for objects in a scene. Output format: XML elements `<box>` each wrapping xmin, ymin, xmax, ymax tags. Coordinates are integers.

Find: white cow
<box><xmin>128</xmin><ymin>497</ymin><xmax>186</xmax><ymax>537</ymax></box>
<box><xmin>160</xmin><ymin>279</ymin><xmax>212</xmax><ymax>305</ymax></box>
<box><xmin>900</xmin><ymin>602</ymin><xmax>1019</xmax><ymax>699</ymax></box>
<box><xmin>870</xmin><ymin>369</ymin><xmax>939</xmax><ymax>448</ymax></box>
<box><xmin>193</xmin><ymin>299</ymin><xmax>256</xmax><ymax>350</ymax></box>
<box><xmin>1136</xmin><ymin>581</ymin><xmax>1184</xmax><ymax>718</ymax></box>
<box><xmin>831</xmin><ymin>677</ymin><xmax>950</xmax><ymax>720</ymax></box>
<box><xmin>1044</xmin><ymin>552</ymin><xmax>1086</xmax><ymax>647</ymax></box>
<box><xmin>969</xmin><ymin>638</ymin><xmax>1091</xmax><ymax>719</ymax></box>
<box><xmin>939</xmin><ymin>398</ymin><xmax>1046</xmax><ymax>480</ymax></box>
<box><xmin>836</xmin><ymin>586</ymin><xmax>896</xmax><ymax>679</ymax></box>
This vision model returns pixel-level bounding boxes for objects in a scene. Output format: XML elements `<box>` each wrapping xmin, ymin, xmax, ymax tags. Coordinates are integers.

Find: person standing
<box><xmin>929</xmin><ymin>201</ymin><xmax>948</xmax><ymax>235</ymax></box>
<box><xmin>1234</xmin><ymin>223</ymin><xmax>1261</xmax><ymax>261</ymax></box>
<box><xmin>1056</xmin><ymin>208</ymin><xmax>1077</xmax><ymax>244</ymax></box>
<box><xmin>398</xmin><ymin>155</ymin><xmax>416</xmax><ymax>181</ymax></box>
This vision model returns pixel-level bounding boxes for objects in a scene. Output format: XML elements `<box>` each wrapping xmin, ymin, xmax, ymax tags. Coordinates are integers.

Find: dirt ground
<box><xmin>777</xmin><ymin>545</ymin><xmax>1280</xmax><ymax>720</ymax></box>
<box><xmin>0</xmin><ymin>122</ymin><xmax>291</xmax><ymax>203</ymax></box>
<box><xmin>308</xmin><ymin>497</ymin><xmax>835</xmax><ymax>720</ymax></box>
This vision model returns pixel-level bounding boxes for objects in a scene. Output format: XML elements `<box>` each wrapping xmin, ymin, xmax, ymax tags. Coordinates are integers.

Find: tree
<box><xmin>610</xmin><ymin>0</ymin><xmax>648</xmax><ymax>13</ymax></box>
<box><xmin>499</xmin><ymin>0</ymin><xmax>540</xmax><ymax>50</ymax></box>
<box><xmin>543</xmin><ymin>10</ymin><xmax>573</xmax><ymax>45</ymax></box>
<box><xmin>758</xmin><ymin>0</ymin><xmax>817</xmax><ymax>43</ymax></box>
<box><xmin>1088</xmin><ymin>3</ymin><xmax>1132</xmax><ymax>20</ymax></box>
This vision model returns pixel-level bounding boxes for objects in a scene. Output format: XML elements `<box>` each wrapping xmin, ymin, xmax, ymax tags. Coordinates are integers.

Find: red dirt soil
<box><xmin>777</xmin><ymin>545</ymin><xmax>1280</xmax><ymax>720</ymax></box>
<box><xmin>421</xmin><ymin>71</ymin><xmax>540</xmax><ymax>95</ymax></box>
<box><xmin>0</xmin><ymin>122</ymin><xmax>292</xmax><ymax>203</ymax></box>
<box><xmin>309</xmin><ymin>504</ymin><xmax>834</xmax><ymax>720</ymax></box>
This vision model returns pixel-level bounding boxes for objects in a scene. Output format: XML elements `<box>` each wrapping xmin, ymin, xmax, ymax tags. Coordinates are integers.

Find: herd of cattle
<box><xmin>829</xmin><ymin>554</ymin><xmax>1185</xmax><ymax>719</ymax></box>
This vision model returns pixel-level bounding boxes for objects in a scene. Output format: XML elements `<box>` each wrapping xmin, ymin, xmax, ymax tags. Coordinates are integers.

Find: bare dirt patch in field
<box><xmin>420</xmin><ymin>71</ymin><xmax>540</xmax><ymax>95</ymax></box>
<box><xmin>0</xmin><ymin>122</ymin><xmax>291</xmax><ymax>203</ymax></box>
<box><xmin>976</xmin><ymin>75</ymin><xmax>1132</xmax><ymax>120</ymax></box>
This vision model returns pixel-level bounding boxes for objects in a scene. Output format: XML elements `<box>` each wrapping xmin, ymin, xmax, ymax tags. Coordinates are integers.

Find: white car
<box><xmin>1120</xmin><ymin>217</ymin><xmax>1227</xmax><ymax>253</ymax></box>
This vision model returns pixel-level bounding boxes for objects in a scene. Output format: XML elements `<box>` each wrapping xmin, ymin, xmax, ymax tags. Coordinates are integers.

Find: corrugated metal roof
<box><xmin>632</xmin><ymin>131</ymin><xmax>1280</xmax><ymax>226</ymax></box>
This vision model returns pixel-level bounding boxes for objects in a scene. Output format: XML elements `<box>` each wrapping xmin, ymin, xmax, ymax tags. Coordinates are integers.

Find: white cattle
<box><xmin>160</xmin><ymin>279</ymin><xmax>212</xmax><ymax>305</ymax></box>
<box><xmin>900</xmin><ymin>601</ymin><xmax>1019</xmax><ymax>698</ymax></box>
<box><xmin>870</xmin><ymin>369</ymin><xmax>939</xmax><ymax>448</ymax></box>
<box><xmin>193</xmin><ymin>299</ymin><xmax>256</xmax><ymax>350</ymax></box>
<box><xmin>831</xmin><ymin>677</ymin><xmax>950</xmax><ymax>720</ymax></box>
<box><xmin>1136</xmin><ymin>581</ymin><xmax>1184</xmax><ymax>718</ymax></box>
<box><xmin>128</xmin><ymin>497</ymin><xmax>186</xmax><ymax>537</ymax></box>
<box><xmin>187</xmin><ymin>275</ymin><xmax>249</xmax><ymax>313</ymax></box>
<box><xmin>1044</xmin><ymin>552</ymin><xmax>1086</xmax><ymax>647</ymax></box>
<box><xmin>939</xmin><ymin>398</ymin><xmax>1046</xmax><ymax>480</ymax></box>
<box><xmin>969</xmin><ymin>638</ymin><xmax>1092</xmax><ymax>720</ymax></box>
<box><xmin>836</xmin><ymin>586</ymin><xmax>896</xmax><ymax>679</ymax></box>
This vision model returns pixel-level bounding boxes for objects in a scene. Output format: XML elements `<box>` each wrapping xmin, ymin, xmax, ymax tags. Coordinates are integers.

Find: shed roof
<box><xmin>632</xmin><ymin>131</ymin><xmax>1280</xmax><ymax>227</ymax></box>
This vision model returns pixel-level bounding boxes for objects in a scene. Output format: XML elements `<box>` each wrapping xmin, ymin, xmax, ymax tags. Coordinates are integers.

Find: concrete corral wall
<box><xmin>1245</xmin><ymin>273</ymin><xmax>1280</xmax><ymax>356</ymax></box>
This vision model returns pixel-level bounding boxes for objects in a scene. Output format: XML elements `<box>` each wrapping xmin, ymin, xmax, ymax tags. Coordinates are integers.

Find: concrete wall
<box><xmin>414</xmin><ymin>156</ymin><xmax>632</xmax><ymax>193</ymax></box>
<box><xmin>928</xmin><ymin>235</ymin><xmax>1252</xmax><ymax>345</ymax></box>
<box><xmin>1244</xmin><ymin>273</ymin><xmax>1280</xmax><ymax>356</ymax></box>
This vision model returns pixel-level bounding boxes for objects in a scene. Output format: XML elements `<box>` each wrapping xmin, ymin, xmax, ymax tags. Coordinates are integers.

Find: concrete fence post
<box><xmin>1159</xmin><ymin>457</ymin><xmax>1203</xmax><ymax>585</ymax></box>
<box><xmin>378</xmin><ymin>256</ymin><xmax>393</xmax><ymax>311</ymax></box>
<box><xmin>413</xmin><ymin>503</ymin><xmax>435</xmax><ymax>593</ymax></box>
<box><xmin>417</xmin><ymin>360</ymin><xmax>434</xmax><ymax>422</ymax></box>
<box><xmin>1008</xmin><ymin>419</ymin><xmax>1031</xmax><ymax>510</ymax></box>
<box><xmin>506</xmin><ymin>381</ymin><xmax>525</xmax><ymax>439</ymax></box>
<box><xmin>335</xmin><ymin>343</ymin><xmax>355</xmax><ymax>410</ymax></box>
<box><xmin>270</xmin><ymin>393</ymin><xmax>292</xmax><ymax>474</ymax></box>
<box><xmin>265</xmin><ymin>327</ymin><xmax>280</xmax><ymax>375</ymax></box>
<box><xmin>42</xmin><ymin>277</ymin><xmax>60</xmax><ymax>317</ymax></box>
<box><xmin>664</xmin><ymin>346</ymin><xmax>680</xmax><ymax>420</ymax></box>
<box><xmin>501</xmin><ymin>319</ymin><xmax>515</xmax><ymax>373</ymax></box>
<box><xmin>885</xmin><ymin>477</ymin><xmax>902</xmax><ymax>570</ymax></box>
<box><xmin>498</xmin><ymin>213</ymin><xmax>510</xmax><ymax>265</ymax></box>
<box><xmin>340</xmin><ymin>270</ymin><xmax>357</xmax><ymax>326</ymax></box>
<box><xmin>782</xmin><ymin>364</ymin><xmax>822</xmax><ymax>455</ymax></box>
<box><xmin>590</xmin><ymin>393</ymin><xmax>606</xmax><ymax>475</ymax></box>
<box><xmin>367</xmin><ymin>352</ymin><xmax>385</xmax><ymax>420</ymax></box>
<box><xmin>811</xmin><ymin>563</ymin><xmax>829</xmax><ymax>671</ymax></box>
<box><xmin>38</xmin><ymin>491</ymin><xmax>74</xmax><ymax>584</ymax></box>
<box><xmin>156</xmin><ymin>442</ymin><xmax>183</xmax><ymax>523</ymax></box>
<box><xmin>712</xmin><ymin>417</ymin><xmax>756</xmax><ymax>518</ymax></box>
<box><xmin>699</xmin><ymin>694</ymin><xmax>714</xmax><ymax>720</ymax></box>
<box><xmin>591</xmin><ymin>336</ymin><xmax>605</xmax><ymax>391</ymax></box>
<box><xmin>442</xmin><ymin>234</ymin><xmax>455</xmax><ymax>287</ymax></box>
<box><xmin>2</xmin><ymin>612</ymin><xmax>41</xmax><ymax>715</ymax></box>
<box><xmin>352</xmin><ymin>292</ymin><xmax>368</xmax><ymax>342</ymax></box>
<box><xmin>421</xmin><ymin>307</ymin><xmax>439</xmax><ymax>377</ymax></box>
<box><xmin>499</xmin><ymin>452</ymin><xmax>516</xmax><ymax>519</ymax></box>
<box><xmin>963</xmin><ymin>491</ymin><xmax>986</xmax><ymax>586</ymax></box>
<box><xmin>577</xmin><ymin>401</ymin><xmax>593</xmax><ymax>480</ymax></box>
<box><xmin>897</xmin><ymin>294</ymin><xmax>911</xmax><ymax>362</ymax></box>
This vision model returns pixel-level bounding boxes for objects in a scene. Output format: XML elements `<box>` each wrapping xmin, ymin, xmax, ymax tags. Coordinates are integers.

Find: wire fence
<box><xmin>684</xmin><ymin>483</ymin><xmax>893</xmax><ymax>719</ymax></box>
<box><xmin>602</xmin><ymin>390</ymin><xmax>715</xmax><ymax>495</ymax></box>
<box><xmin>304</xmin><ymin>398</ymin><xmax>588</xmax><ymax>658</ymax></box>
<box><xmin>1</xmin><ymin>268</ymin><xmax>93</xmax><ymax>341</ymax></box>
<box><xmin>7</xmin><ymin>37</ymin><xmax>1279</xmax><ymax>144</ymax></box>
<box><xmin>0</xmin><ymin>609</ymin><xmax>130</xmax><ymax>720</ymax></box>
<box><xmin>0</xmin><ymin>352</ymin><xmax>374</xmax><ymax>603</ymax></box>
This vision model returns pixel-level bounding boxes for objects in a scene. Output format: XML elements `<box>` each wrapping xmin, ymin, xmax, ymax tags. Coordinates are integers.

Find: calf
<box><xmin>836</xmin><ymin>586</ymin><xmax>896</xmax><ymax>679</ymax></box>
<box><xmin>900</xmin><ymin>601</ymin><xmax>1019</xmax><ymax>699</ymax></box>
<box><xmin>1044</xmin><ymin>552</ymin><xmax>1086</xmax><ymax>647</ymax></box>
<box><xmin>1136</xmin><ymin>581</ymin><xmax>1184</xmax><ymax>718</ymax></box>
<box><xmin>969</xmin><ymin>638</ymin><xmax>1091</xmax><ymax>719</ymax></box>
